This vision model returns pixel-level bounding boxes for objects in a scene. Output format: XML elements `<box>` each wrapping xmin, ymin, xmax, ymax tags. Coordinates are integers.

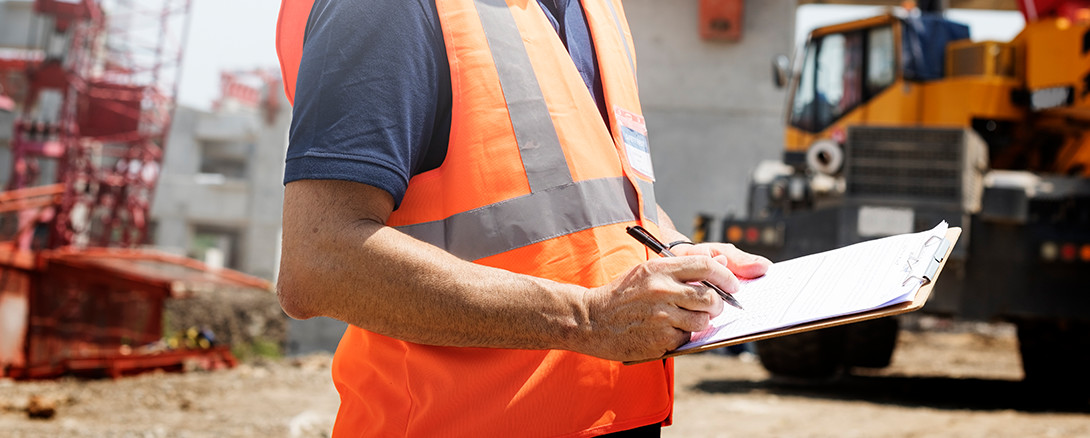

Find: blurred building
<box><xmin>625</xmin><ymin>0</ymin><xmax>794</xmax><ymax>236</ymax></box>
<box><xmin>0</xmin><ymin>0</ymin><xmax>47</xmax><ymax>182</ymax></box>
<box><xmin>151</xmin><ymin>70</ymin><xmax>290</xmax><ymax>281</ymax></box>
<box><xmin>150</xmin><ymin>71</ymin><xmax>348</xmax><ymax>356</ymax></box>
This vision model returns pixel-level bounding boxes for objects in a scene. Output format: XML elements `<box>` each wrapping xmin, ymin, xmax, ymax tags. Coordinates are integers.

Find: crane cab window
<box><xmin>790</xmin><ymin>24</ymin><xmax>896</xmax><ymax>133</ymax></box>
<box><xmin>866</xmin><ymin>26</ymin><xmax>895</xmax><ymax>95</ymax></box>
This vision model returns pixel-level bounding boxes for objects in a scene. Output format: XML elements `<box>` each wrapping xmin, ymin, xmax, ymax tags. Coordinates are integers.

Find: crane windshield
<box><xmin>790</xmin><ymin>25</ymin><xmax>895</xmax><ymax>133</ymax></box>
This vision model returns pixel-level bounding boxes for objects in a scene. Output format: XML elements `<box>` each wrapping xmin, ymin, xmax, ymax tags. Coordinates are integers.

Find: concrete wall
<box><xmin>152</xmin><ymin>106</ymin><xmax>203</xmax><ymax>258</ymax></box>
<box><xmin>245</xmin><ymin>100</ymin><xmax>291</xmax><ymax>281</ymax></box>
<box><xmin>0</xmin><ymin>1</ymin><xmax>40</xmax><ymax>49</ymax></box>
<box><xmin>0</xmin><ymin>110</ymin><xmax>10</xmax><ymax>142</ymax></box>
<box><xmin>152</xmin><ymin>93</ymin><xmax>290</xmax><ymax>281</ymax></box>
<box><xmin>288</xmin><ymin>317</ymin><xmax>347</xmax><ymax>356</ymax></box>
<box><xmin>624</xmin><ymin>0</ymin><xmax>797</xmax><ymax>236</ymax></box>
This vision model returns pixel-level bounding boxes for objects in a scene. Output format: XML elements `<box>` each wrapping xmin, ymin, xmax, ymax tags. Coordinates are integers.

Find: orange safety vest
<box><xmin>277</xmin><ymin>1</ymin><xmax>671</xmax><ymax>436</ymax></box>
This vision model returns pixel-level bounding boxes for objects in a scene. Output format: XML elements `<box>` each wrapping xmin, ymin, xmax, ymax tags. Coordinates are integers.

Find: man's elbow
<box><xmin>276</xmin><ymin>269</ymin><xmax>320</xmax><ymax>320</ymax></box>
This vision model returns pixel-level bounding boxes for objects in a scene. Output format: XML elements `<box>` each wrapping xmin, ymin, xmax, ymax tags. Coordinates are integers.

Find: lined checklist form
<box><xmin>678</xmin><ymin>221</ymin><xmax>950</xmax><ymax>352</ymax></box>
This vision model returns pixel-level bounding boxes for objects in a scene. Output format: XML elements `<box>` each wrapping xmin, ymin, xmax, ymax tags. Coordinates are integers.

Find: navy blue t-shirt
<box><xmin>285</xmin><ymin>0</ymin><xmax>607</xmax><ymax>209</ymax></box>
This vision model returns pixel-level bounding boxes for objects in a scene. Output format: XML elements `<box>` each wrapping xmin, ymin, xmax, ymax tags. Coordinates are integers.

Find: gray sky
<box><xmin>175</xmin><ymin>3</ymin><xmax>1025</xmax><ymax>110</ymax></box>
<box><xmin>177</xmin><ymin>0</ymin><xmax>281</xmax><ymax>110</ymax></box>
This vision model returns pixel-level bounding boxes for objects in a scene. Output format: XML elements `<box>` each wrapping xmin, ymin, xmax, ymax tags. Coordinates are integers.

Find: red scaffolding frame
<box><xmin>4</xmin><ymin>0</ymin><xmax>192</xmax><ymax>250</ymax></box>
<box><xmin>0</xmin><ymin>0</ymin><xmax>271</xmax><ymax>380</ymax></box>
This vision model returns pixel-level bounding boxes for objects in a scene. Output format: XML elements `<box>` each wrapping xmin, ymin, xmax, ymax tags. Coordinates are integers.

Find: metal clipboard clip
<box><xmin>902</xmin><ymin>235</ymin><xmax>951</xmax><ymax>287</ymax></box>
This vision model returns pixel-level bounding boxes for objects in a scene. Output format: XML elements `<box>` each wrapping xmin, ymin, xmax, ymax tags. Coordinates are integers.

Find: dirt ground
<box><xmin>2</xmin><ymin>320</ymin><xmax>1089</xmax><ymax>438</ymax></box>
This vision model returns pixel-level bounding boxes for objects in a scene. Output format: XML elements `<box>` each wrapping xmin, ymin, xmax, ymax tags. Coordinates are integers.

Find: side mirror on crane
<box><xmin>771</xmin><ymin>54</ymin><xmax>790</xmax><ymax>89</ymax></box>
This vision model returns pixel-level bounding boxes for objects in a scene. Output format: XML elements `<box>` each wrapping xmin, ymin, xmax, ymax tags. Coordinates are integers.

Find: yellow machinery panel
<box><xmin>1018</xmin><ymin>18</ymin><xmax>1089</xmax><ymax>90</ymax></box>
<box><xmin>946</xmin><ymin>40</ymin><xmax>1020</xmax><ymax>79</ymax></box>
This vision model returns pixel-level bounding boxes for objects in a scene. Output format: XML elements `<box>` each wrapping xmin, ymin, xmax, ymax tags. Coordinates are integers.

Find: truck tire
<box><xmin>1016</xmin><ymin>319</ymin><xmax>1090</xmax><ymax>400</ymax></box>
<box><xmin>755</xmin><ymin>326</ymin><xmax>847</xmax><ymax>379</ymax></box>
<box><xmin>843</xmin><ymin>317</ymin><xmax>899</xmax><ymax>368</ymax></box>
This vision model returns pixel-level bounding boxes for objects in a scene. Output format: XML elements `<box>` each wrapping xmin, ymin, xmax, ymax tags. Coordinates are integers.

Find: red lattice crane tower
<box><xmin>2</xmin><ymin>0</ymin><xmax>191</xmax><ymax>250</ymax></box>
<box><xmin>0</xmin><ymin>1</ymin><xmax>272</xmax><ymax>380</ymax></box>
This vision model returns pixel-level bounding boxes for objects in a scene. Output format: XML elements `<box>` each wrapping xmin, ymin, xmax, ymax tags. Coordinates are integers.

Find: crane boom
<box><xmin>1019</xmin><ymin>0</ymin><xmax>1090</xmax><ymax>21</ymax></box>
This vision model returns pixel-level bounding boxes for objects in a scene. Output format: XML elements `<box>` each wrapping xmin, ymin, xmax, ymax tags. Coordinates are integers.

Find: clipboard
<box><xmin>629</xmin><ymin>227</ymin><xmax>961</xmax><ymax>364</ymax></box>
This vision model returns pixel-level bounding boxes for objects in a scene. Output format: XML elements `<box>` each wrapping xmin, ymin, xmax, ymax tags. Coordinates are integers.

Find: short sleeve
<box><xmin>284</xmin><ymin>0</ymin><xmax>450</xmax><ymax>209</ymax></box>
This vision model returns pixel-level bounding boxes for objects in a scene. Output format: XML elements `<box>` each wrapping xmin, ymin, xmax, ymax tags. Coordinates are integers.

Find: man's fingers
<box><xmin>669</xmin><ymin>303</ymin><xmax>714</xmax><ymax>333</ymax></box>
<box><xmin>720</xmin><ymin>247</ymin><xmax>772</xmax><ymax>279</ymax></box>
<box><xmin>673</xmin><ymin>242</ymin><xmax>771</xmax><ymax>279</ymax></box>
<box><xmin>579</xmin><ymin>257</ymin><xmax>744</xmax><ymax>361</ymax></box>
<box><xmin>645</xmin><ymin>256</ymin><xmax>740</xmax><ymax>316</ymax></box>
<box><xmin>657</xmin><ymin>256</ymin><xmax>741</xmax><ymax>291</ymax></box>
<box><xmin>671</xmin><ymin>280</ymin><xmax>726</xmax><ymax>317</ymax></box>
<box><xmin>675</xmin><ymin>242</ymin><xmax>711</xmax><ymax>257</ymax></box>
<box><xmin>674</xmin><ymin>328</ymin><xmax>693</xmax><ymax>350</ymax></box>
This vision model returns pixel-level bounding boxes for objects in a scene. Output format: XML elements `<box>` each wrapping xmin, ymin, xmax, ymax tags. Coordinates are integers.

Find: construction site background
<box><xmin>3</xmin><ymin>0</ymin><xmax>1088</xmax><ymax>436</ymax></box>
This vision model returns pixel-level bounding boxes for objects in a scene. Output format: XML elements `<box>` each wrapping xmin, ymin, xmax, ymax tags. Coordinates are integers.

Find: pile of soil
<box><xmin>163</xmin><ymin>285</ymin><xmax>288</xmax><ymax>357</ymax></box>
<box><xmin>2</xmin><ymin>320</ymin><xmax>1089</xmax><ymax>437</ymax></box>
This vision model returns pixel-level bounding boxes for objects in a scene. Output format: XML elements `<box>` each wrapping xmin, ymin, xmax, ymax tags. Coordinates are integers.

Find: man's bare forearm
<box><xmin>277</xmin><ymin>180</ymin><xmax>589</xmax><ymax>352</ymax></box>
<box><xmin>278</xmin><ymin>180</ymin><xmax>745</xmax><ymax>362</ymax></box>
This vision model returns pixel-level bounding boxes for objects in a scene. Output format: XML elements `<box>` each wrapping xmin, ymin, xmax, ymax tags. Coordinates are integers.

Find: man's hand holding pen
<box><xmin>626</xmin><ymin>226</ymin><xmax>760</xmax><ymax>310</ymax></box>
<box><xmin>568</xmin><ymin>231</ymin><xmax>772</xmax><ymax>363</ymax></box>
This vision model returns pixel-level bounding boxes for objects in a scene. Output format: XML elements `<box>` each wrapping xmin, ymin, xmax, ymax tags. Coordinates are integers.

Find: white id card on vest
<box><xmin>615</xmin><ymin>107</ymin><xmax>655</xmax><ymax>181</ymax></box>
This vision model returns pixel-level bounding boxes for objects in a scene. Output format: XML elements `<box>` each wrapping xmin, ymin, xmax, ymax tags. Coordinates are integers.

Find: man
<box><xmin>275</xmin><ymin>0</ymin><xmax>770</xmax><ymax>436</ymax></box>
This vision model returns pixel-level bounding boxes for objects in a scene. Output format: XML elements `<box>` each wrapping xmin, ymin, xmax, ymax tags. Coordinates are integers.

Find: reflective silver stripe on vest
<box><xmin>636</xmin><ymin>178</ymin><xmax>658</xmax><ymax>223</ymax></box>
<box><xmin>474</xmin><ymin>0</ymin><xmax>574</xmax><ymax>192</ymax></box>
<box><xmin>396</xmin><ymin>177</ymin><xmax>640</xmax><ymax>261</ymax></box>
<box><xmin>604</xmin><ymin>0</ymin><xmax>637</xmax><ymax>82</ymax></box>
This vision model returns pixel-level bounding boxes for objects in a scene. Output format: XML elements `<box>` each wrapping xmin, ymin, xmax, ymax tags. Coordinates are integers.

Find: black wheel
<box><xmin>755</xmin><ymin>326</ymin><xmax>847</xmax><ymax>379</ymax></box>
<box><xmin>843</xmin><ymin>317</ymin><xmax>899</xmax><ymax>368</ymax></box>
<box><xmin>1016</xmin><ymin>318</ymin><xmax>1090</xmax><ymax>400</ymax></box>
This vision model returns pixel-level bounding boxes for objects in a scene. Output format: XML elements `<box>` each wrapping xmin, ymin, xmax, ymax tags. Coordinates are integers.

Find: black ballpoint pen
<box><xmin>626</xmin><ymin>226</ymin><xmax>745</xmax><ymax>310</ymax></box>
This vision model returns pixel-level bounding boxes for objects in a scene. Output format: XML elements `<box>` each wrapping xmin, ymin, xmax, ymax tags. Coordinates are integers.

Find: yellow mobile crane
<box><xmin>716</xmin><ymin>0</ymin><xmax>1090</xmax><ymax>392</ymax></box>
